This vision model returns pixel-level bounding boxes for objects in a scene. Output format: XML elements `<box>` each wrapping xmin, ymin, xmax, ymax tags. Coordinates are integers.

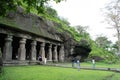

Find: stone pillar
<box><xmin>3</xmin><ymin>35</ymin><xmax>13</xmax><ymax>61</ymax></box>
<box><xmin>59</xmin><ymin>45</ymin><xmax>65</xmax><ymax>62</ymax></box>
<box><xmin>31</xmin><ymin>41</ymin><xmax>37</xmax><ymax>61</ymax></box>
<box><xmin>39</xmin><ymin>42</ymin><xmax>45</xmax><ymax>62</ymax></box>
<box><xmin>18</xmin><ymin>38</ymin><xmax>26</xmax><ymax>60</ymax></box>
<box><xmin>47</xmin><ymin>44</ymin><xmax>52</xmax><ymax>61</ymax></box>
<box><xmin>53</xmin><ymin>45</ymin><xmax>58</xmax><ymax>62</ymax></box>
<box><xmin>70</xmin><ymin>46</ymin><xmax>74</xmax><ymax>55</ymax></box>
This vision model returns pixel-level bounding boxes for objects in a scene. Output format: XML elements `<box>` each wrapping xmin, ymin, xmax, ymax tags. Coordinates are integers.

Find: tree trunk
<box><xmin>117</xmin><ymin>28</ymin><xmax>120</xmax><ymax>56</ymax></box>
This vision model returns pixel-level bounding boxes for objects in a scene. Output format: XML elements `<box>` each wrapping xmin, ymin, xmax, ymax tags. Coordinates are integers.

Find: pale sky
<box><xmin>50</xmin><ymin>0</ymin><xmax>117</xmax><ymax>43</ymax></box>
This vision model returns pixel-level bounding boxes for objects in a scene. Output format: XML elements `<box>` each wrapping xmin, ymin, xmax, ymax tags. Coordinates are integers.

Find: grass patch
<box><xmin>0</xmin><ymin>65</ymin><xmax>120</xmax><ymax>80</ymax></box>
<box><xmin>81</xmin><ymin>62</ymin><xmax>120</xmax><ymax>69</ymax></box>
<box><xmin>57</xmin><ymin>62</ymin><xmax>120</xmax><ymax>69</ymax></box>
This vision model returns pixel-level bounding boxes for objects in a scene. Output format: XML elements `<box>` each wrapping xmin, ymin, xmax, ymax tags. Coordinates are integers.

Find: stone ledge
<box><xmin>3</xmin><ymin>60</ymin><xmax>39</xmax><ymax>66</ymax></box>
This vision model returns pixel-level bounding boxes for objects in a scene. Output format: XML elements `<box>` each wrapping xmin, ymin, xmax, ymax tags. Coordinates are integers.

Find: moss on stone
<box><xmin>0</xmin><ymin>17</ymin><xmax>21</xmax><ymax>29</ymax></box>
<box><xmin>0</xmin><ymin>16</ymin><xmax>62</xmax><ymax>41</ymax></box>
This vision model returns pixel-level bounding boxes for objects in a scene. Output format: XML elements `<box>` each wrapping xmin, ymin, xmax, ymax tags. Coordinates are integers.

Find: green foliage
<box><xmin>44</xmin><ymin>9</ymin><xmax>118</xmax><ymax>63</ymax></box>
<box><xmin>78</xmin><ymin>39</ymin><xmax>91</xmax><ymax>49</ymax></box>
<box><xmin>0</xmin><ymin>0</ymin><xmax>65</xmax><ymax>16</ymax></box>
<box><xmin>103</xmin><ymin>0</ymin><xmax>120</xmax><ymax>55</ymax></box>
<box><xmin>95</xmin><ymin>36</ymin><xmax>112</xmax><ymax>49</ymax></box>
<box><xmin>66</xmin><ymin>26</ymin><xmax>81</xmax><ymax>41</ymax></box>
<box><xmin>46</xmin><ymin>7</ymin><xmax>58</xmax><ymax>18</ymax></box>
<box><xmin>89</xmin><ymin>42</ymin><xmax>117</xmax><ymax>63</ymax></box>
<box><xmin>0</xmin><ymin>0</ymin><xmax>118</xmax><ymax>63</ymax></box>
<box><xmin>0</xmin><ymin>0</ymin><xmax>17</xmax><ymax>16</ymax></box>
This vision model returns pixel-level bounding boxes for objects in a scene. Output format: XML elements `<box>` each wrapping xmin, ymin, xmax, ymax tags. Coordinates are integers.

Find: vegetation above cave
<box><xmin>0</xmin><ymin>1</ymin><xmax>118</xmax><ymax>63</ymax></box>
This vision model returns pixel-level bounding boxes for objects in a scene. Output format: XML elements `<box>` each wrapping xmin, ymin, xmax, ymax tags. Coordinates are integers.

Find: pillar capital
<box><xmin>40</xmin><ymin>42</ymin><xmax>45</xmax><ymax>47</ymax></box>
<box><xmin>53</xmin><ymin>45</ymin><xmax>57</xmax><ymax>49</ymax></box>
<box><xmin>5</xmin><ymin>35</ymin><xmax>13</xmax><ymax>41</ymax></box>
<box><xmin>31</xmin><ymin>40</ymin><xmax>37</xmax><ymax>46</ymax></box>
<box><xmin>19</xmin><ymin>38</ymin><xmax>26</xmax><ymax>44</ymax></box>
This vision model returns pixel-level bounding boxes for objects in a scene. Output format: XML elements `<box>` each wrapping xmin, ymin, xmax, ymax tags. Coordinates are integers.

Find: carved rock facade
<box><xmin>0</xmin><ymin>9</ymin><xmax>66</xmax><ymax>65</ymax></box>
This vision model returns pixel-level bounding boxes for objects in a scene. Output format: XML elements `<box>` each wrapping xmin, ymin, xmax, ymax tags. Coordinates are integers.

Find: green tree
<box><xmin>103</xmin><ymin>0</ymin><xmax>120</xmax><ymax>55</ymax></box>
<box><xmin>46</xmin><ymin>6</ymin><xmax>58</xmax><ymax>18</ymax></box>
<box><xmin>112</xmin><ymin>41</ymin><xmax>119</xmax><ymax>54</ymax></box>
<box><xmin>75</xmin><ymin>25</ymin><xmax>90</xmax><ymax>39</ymax></box>
<box><xmin>0</xmin><ymin>0</ymin><xmax>65</xmax><ymax>16</ymax></box>
<box><xmin>76</xmin><ymin>25</ymin><xmax>88</xmax><ymax>34</ymax></box>
<box><xmin>60</xmin><ymin>17</ymin><xmax>70</xmax><ymax>26</ymax></box>
<box><xmin>95</xmin><ymin>35</ymin><xmax>112</xmax><ymax>50</ymax></box>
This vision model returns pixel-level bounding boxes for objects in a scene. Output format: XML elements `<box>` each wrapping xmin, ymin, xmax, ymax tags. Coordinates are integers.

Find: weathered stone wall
<box><xmin>0</xmin><ymin>7</ymin><xmax>61</xmax><ymax>42</ymax></box>
<box><xmin>0</xmin><ymin>7</ymin><xmax>78</xmax><ymax>63</ymax></box>
<box><xmin>0</xmin><ymin>48</ymin><xmax>3</xmax><ymax>72</ymax></box>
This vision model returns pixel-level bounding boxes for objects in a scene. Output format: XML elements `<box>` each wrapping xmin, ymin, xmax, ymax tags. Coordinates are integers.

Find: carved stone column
<box><xmin>18</xmin><ymin>38</ymin><xmax>26</xmax><ymax>60</ymax></box>
<box><xmin>47</xmin><ymin>44</ymin><xmax>52</xmax><ymax>61</ymax></box>
<box><xmin>59</xmin><ymin>45</ymin><xmax>65</xmax><ymax>62</ymax></box>
<box><xmin>53</xmin><ymin>45</ymin><xmax>58</xmax><ymax>62</ymax></box>
<box><xmin>70</xmin><ymin>46</ymin><xmax>74</xmax><ymax>55</ymax></box>
<box><xmin>31</xmin><ymin>41</ymin><xmax>37</xmax><ymax>61</ymax></box>
<box><xmin>3</xmin><ymin>35</ymin><xmax>13</xmax><ymax>61</ymax></box>
<box><xmin>39</xmin><ymin>42</ymin><xmax>45</xmax><ymax>62</ymax></box>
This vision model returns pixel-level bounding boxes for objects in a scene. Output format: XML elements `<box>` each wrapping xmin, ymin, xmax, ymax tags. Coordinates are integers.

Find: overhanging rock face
<box><xmin>0</xmin><ymin>8</ymin><xmax>65</xmax><ymax>65</ymax></box>
<box><xmin>0</xmin><ymin>7</ymin><xmax>62</xmax><ymax>42</ymax></box>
